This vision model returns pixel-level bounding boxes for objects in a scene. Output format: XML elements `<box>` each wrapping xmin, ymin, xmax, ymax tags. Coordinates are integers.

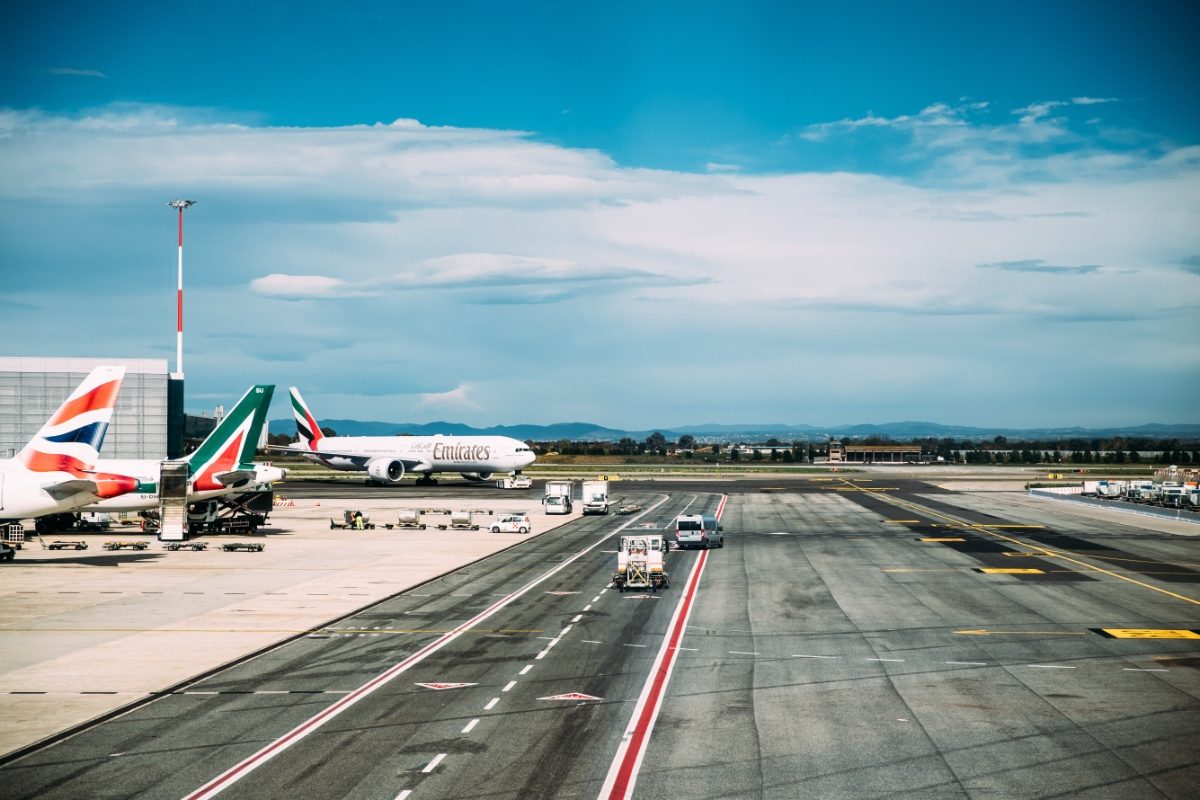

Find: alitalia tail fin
<box><xmin>289</xmin><ymin>387</ymin><xmax>323</xmax><ymax>451</ymax></box>
<box><xmin>186</xmin><ymin>385</ymin><xmax>275</xmax><ymax>492</ymax></box>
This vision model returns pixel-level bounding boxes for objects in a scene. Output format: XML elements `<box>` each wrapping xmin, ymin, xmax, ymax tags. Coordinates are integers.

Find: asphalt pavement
<box><xmin>3</xmin><ymin>478</ymin><xmax>1197</xmax><ymax>799</ymax></box>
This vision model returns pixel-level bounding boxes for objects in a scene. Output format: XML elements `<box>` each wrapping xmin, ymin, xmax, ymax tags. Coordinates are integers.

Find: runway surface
<box><xmin>4</xmin><ymin>478</ymin><xmax>1198</xmax><ymax>799</ymax></box>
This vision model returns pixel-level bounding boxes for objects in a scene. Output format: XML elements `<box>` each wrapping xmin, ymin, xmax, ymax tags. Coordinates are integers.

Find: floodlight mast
<box><xmin>167</xmin><ymin>200</ymin><xmax>196</xmax><ymax>376</ymax></box>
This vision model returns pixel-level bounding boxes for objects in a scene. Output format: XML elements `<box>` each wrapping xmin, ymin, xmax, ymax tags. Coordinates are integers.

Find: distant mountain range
<box><xmin>268</xmin><ymin>418</ymin><xmax>1200</xmax><ymax>442</ymax></box>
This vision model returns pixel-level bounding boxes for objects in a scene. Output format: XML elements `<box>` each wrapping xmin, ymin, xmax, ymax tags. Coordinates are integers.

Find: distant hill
<box><xmin>269</xmin><ymin>418</ymin><xmax>1200</xmax><ymax>442</ymax></box>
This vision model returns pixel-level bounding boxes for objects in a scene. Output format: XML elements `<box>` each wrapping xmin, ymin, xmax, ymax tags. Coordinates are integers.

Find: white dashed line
<box><xmin>519</xmin><ymin>664</ymin><xmax>533</xmax><ymax>676</ymax></box>
<box><xmin>535</xmin><ymin>650</ymin><xmax>549</xmax><ymax>660</ymax></box>
<box><xmin>394</xmin><ymin>791</ymin><xmax>412</xmax><ymax>800</ymax></box>
<box><xmin>1123</xmin><ymin>668</ymin><xmax>1169</xmax><ymax>672</ymax></box>
<box><xmin>624</xmin><ymin>643</ymin><xmax>648</xmax><ymax>648</ymax></box>
<box><xmin>582</xmin><ymin>640</ymin><xmax>604</xmax><ymax>644</ymax></box>
<box><xmin>537</xmin><ymin>636</ymin><xmax>556</xmax><ymax>641</ymax></box>
<box><xmin>729</xmin><ymin>651</ymin><xmax>759</xmax><ymax>656</ymax></box>
<box><xmin>571</xmin><ymin>614</ymin><xmax>583</xmax><ymax>623</ymax></box>
<box><xmin>669</xmin><ymin>646</ymin><xmax>697</xmax><ymax>651</ymax></box>
<box><xmin>592</xmin><ymin>596</ymin><xmax>601</xmax><ymax>603</ymax></box>
<box><xmin>461</xmin><ymin>719</ymin><xmax>479</xmax><ymax>734</ymax></box>
<box><xmin>1027</xmin><ymin>664</ymin><xmax>1075</xmax><ymax>669</ymax></box>
<box><xmin>945</xmin><ymin>661</ymin><xmax>987</xmax><ymax>666</ymax></box>
<box><xmin>793</xmin><ymin>654</ymin><xmax>839</xmax><ymax>659</ymax></box>
<box><xmin>484</xmin><ymin>697</ymin><xmax>499</xmax><ymax>710</ymax></box>
<box><xmin>866</xmin><ymin>658</ymin><xmax>905</xmax><ymax>663</ymax></box>
<box><xmin>583</xmin><ymin>605</ymin><xmax>592</xmax><ymax>612</ymax></box>
<box><xmin>560</xmin><ymin>625</ymin><xmax>573</xmax><ymax>635</ymax></box>
<box><xmin>422</xmin><ymin>753</ymin><xmax>446</xmax><ymax>773</ymax></box>
<box><xmin>502</xmin><ymin>681</ymin><xmax>517</xmax><ymax>692</ymax></box>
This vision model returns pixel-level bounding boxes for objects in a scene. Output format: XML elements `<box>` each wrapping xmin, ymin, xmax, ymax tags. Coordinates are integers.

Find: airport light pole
<box><xmin>167</xmin><ymin>200</ymin><xmax>196</xmax><ymax>377</ymax></box>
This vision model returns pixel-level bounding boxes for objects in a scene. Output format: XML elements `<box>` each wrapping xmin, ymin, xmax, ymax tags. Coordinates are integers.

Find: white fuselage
<box><xmin>0</xmin><ymin>463</ymin><xmax>111</xmax><ymax>520</ymax></box>
<box><xmin>74</xmin><ymin>460</ymin><xmax>286</xmax><ymax>513</ymax></box>
<box><xmin>299</xmin><ymin>435</ymin><xmax>535</xmax><ymax>476</ymax></box>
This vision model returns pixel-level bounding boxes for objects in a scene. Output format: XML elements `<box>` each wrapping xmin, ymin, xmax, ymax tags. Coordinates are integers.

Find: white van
<box><xmin>674</xmin><ymin>513</ymin><xmax>723</xmax><ymax>549</ymax></box>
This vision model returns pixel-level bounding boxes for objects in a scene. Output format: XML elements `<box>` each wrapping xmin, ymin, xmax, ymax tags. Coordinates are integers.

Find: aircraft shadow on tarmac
<box><xmin>16</xmin><ymin>553</ymin><xmax>163</xmax><ymax>567</ymax></box>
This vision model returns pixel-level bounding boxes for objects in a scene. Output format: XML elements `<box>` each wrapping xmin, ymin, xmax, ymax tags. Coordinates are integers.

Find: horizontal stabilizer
<box><xmin>212</xmin><ymin>469</ymin><xmax>256</xmax><ymax>489</ymax></box>
<box><xmin>43</xmin><ymin>479</ymin><xmax>101</xmax><ymax>500</ymax></box>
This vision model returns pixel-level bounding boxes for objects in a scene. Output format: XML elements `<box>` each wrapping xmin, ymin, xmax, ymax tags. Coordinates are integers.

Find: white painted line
<box><xmin>729</xmin><ymin>651</ymin><xmax>759</xmax><ymax>656</ymax></box>
<box><xmin>537</xmin><ymin>636</ymin><xmax>556</xmax><ymax>641</ymax></box>
<box><xmin>945</xmin><ymin>661</ymin><xmax>987</xmax><ymax>666</ymax></box>
<box><xmin>624</xmin><ymin>643</ymin><xmax>648</xmax><ymax>648</ymax></box>
<box><xmin>866</xmin><ymin>658</ymin><xmax>905</xmax><ymax>663</ymax></box>
<box><xmin>535</xmin><ymin>650</ymin><xmax>549</xmax><ymax>660</ymax></box>
<box><xmin>519</xmin><ymin>664</ymin><xmax>533</xmax><ymax>675</ymax></box>
<box><xmin>502</xmin><ymin>681</ymin><xmax>517</xmax><ymax>692</ymax></box>
<box><xmin>668</xmin><ymin>647</ymin><xmax>697</xmax><ymax>652</ymax></box>
<box><xmin>592</xmin><ymin>596</ymin><xmax>601</xmax><ymax>603</ymax></box>
<box><xmin>484</xmin><ymin>697</ymin><xmax>499</xmax><ymax>710</ymax></box>
<box><xmin>461</xmin><ymin>719</ymin><xmax>479</xmax><ymax>734</ymax></box>
<box><xmin>1027</xmin><ymin>664</ymin><xmax>1075</xmax><ymax>669</ymax></box>
<box><xmin>185</xmin><ymin>691</ymin><xmax>220</xmax><ymax>695</ymax></box>
<box><xmin>422</xmin><ymin>753</ymin><xmax>446</xmax><ymax>773</ymax></box>
<box><xmin>600</xmin><ymin>588</ymin><xmax>608</xmax><ymax>594</ymax></box>
<box><xmin>572</xmin><ymin>614</ymin><xmax>583</xmax><ymax>623</ymax></box>
<box><xmin>179</xmin><ymin>495</ymin><xmax>673</xmax><ymax>800</ymax></box>
<box><xmin>582</xmin><ymin>640</ymin><xmax>604</xmax><ymax>644</ymax></box>
<box><xmin>254</xmin><ymin>690</ymin><xmax>288</xmax><ymax>694</ymax></box>
<box><xmin>1123</xmin><ymin>668</ymin><xmax>1169</xmax><ymax>672</ymax></box>
<box><xmin>583</xmin><ymin>605</ymin><xmax>592</xmax><ymax>612</ymax></box>
<box><xmin>792</xmin><ymin>654</ymin><xmax>838</xmax><ymax>659</ymax></box>
<box><xmin>394</xmin><ymin>790</ymin><xmax>412</xmax><ymax>800</ymax></box>
<box><xmin>560</xmin><ymin>625</ymin><xmax>573</xmax><ymax>635</ymax></box>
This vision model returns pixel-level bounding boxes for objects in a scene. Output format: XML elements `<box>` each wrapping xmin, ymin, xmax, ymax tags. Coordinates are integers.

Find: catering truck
<box><xmin>581</xmin><ymin>480</ymin><xmax>610</xmax><ymax>515</ymax></box>
<box><xmin>612</xmin><ymin>534</ymin><xmax>669</xmax><ymax>592</ymax></box>
<box><xmin>543</xmin><ymin>480</ymin><xmax>574</xmax><ymax>515</ymax></box>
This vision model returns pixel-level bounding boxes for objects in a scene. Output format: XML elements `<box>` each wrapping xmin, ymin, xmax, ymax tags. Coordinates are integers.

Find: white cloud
<box><xmin>1</xmin><ymin>101</ymin><xmax>1197</xmax><ymax>426</ymax></box>
<box><xmin>416</xmin><ymin>383</ymin><xmax>480</xmax><ymax>411</ymax></box>
<box><xmin>48</xmin><ymin>67</ymin><xmax>107</xmax><ymax>78</ymax></box>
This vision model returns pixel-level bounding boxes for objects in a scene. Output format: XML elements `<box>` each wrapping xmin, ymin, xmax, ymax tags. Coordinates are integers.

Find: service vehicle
<box><xmin>496</xmin><ymin>475</ymin><xmax>532</xmax><ymax>490</ymax></box>
<box><xmin>673</xmin><ymin>513</ymin><xmax>724</xmax><ymax>549</ymax></box>
<box><xmin>612</xmin><ymin>534</ymin><xmax>669</xmax><ymax>592</ymax></box>
<box><xmin>396</xmin><ymin>509</ymin><xmax>428</xmax><ymax>529</ymax></box>
<box><xmin>221</xmin><ymin>541</ymin><xmax>265</xmax><ymax>552</ymax></box>
<box><xmin>103</xmin><ymin>541</ymin><xmax>149</xmax><ymax>551</ymax></box>
<box><xmin>581</xmin><ymin>480</ymin><xmax>610</xmax><ymax>515</ymax></box>
<box><xmin>543</xmin><ymin>480</ymin><xmax>574</xmax><ymax>514</ymax></box>
<box><xmin>48</xmin><ymin>540</ymin><xmax>88</xmax><ymax>550</ymax></box>
<box><xmin>0</xmin><ymin>542</ymin><xmax>15</xmax><ymax>562</ymax></box>
<box><xmin>490</xmin><ymin>513</ymin><xmax>531</xmax><ymax>534</ymax></box>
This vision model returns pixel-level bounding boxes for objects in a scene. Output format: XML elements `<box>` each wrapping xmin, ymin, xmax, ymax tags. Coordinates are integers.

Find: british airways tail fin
<box><xmin>18</xmin><ymin>365</ymin><xmax>126</xmax><ymax>475</ymax></box>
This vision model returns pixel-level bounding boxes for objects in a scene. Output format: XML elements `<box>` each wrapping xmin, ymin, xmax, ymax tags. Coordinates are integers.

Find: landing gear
<box><xmin>415</xmin><ymin>474</ymin><xmax>439</xmax><ymax>486</ymax></box>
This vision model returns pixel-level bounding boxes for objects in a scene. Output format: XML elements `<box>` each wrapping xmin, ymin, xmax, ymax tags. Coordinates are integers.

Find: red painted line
<box><xmin>600</xmin><ymin>548</ymin><xmax>709</xmax><ymax>799</ymax></box>
<box><xmin>182</xmin><ymin>496</ymin><xmax>671</xmax><ymax>800</ymax></box>
<box><xmin>715</xmin><ymin>493</ymin><xmax>728</xmax><ymax>520</ymax></box>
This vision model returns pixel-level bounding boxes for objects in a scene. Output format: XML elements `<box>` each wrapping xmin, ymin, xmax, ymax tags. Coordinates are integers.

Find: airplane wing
<box><xmin>265</xmin><ymin>445</ymin><xmax>431</xmax><ymax>472</ymax></box>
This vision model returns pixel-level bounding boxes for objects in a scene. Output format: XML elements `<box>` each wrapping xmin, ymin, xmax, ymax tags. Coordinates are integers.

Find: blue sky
<box><xmin>1</xmin><ymin>1</ymin><xmax>1198</xmax><ymax>428</ymax></box>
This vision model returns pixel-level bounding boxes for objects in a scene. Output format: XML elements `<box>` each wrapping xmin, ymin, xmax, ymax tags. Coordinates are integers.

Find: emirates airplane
<box><xmin>276</xmin><ymin>387</ymin><xmax>536</xmax><ymax>485</ymax></box>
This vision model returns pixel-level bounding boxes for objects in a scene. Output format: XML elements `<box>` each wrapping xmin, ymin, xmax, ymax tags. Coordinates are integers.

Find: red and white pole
<box><xmin>168</xmin><ymin>199</ymin><xmax>195</xmax><ymax>377</ymax></box>
<box><xmin>176</xmin><ymin>206</ymin><xmax>184</xmax><ymax>375</ymax></box>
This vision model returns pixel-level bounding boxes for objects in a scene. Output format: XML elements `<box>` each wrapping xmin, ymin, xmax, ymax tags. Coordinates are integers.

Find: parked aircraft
<box><xmin>276</xmin><ymin>387</ymin><xmax>535</xmax><ymax>485</ymax></box>
<box><xmin>73</xmin><ymin>384</ymin><xmax>285</xmax><ymax>513</ymax></box>
<box><xmin>0</xmin><ymin>366</ymin><xmax>139</xmax><ymax>521</ymax></box>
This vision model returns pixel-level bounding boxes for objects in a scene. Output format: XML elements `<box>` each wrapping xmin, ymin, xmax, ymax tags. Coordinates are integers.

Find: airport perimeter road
<box><xmin>4</xmin><ymin>481</ymin><xmax>1199</xmax><ymax>799</ymax></box>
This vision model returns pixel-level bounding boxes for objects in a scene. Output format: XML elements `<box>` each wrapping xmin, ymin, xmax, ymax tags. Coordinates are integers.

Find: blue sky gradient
<box><xmin>1</xmin><ymin>2</ymin><xmax>1197</xmax><ymax>427</ymax></box>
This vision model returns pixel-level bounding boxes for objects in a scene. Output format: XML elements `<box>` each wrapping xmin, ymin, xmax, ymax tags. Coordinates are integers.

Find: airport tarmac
<box><xmin>1</xmin><ymin>475</ymin><xmax>1198</xmax><ymax>799</ymax></box>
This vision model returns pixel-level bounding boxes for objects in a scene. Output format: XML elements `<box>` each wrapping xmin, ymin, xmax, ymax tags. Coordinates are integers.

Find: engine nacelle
<box><xmin>460</xmin><ymin>472</ymin><xmax>492</xmax><ymax>482</ymax></box>
<box><xmin>367</xmin><ymin>459</ymin><xmax>406</xmax><ymax>484</ymax></box>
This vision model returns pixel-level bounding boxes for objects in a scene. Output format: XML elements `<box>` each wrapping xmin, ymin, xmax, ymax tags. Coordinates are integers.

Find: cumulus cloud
<box><xmin>416</xmin><ymin>383</ymin><xmax>480</xmax><ymax>411</ymax></box>
<box><xmin>249</xmin><ymin>273</ymin><xmax>371</xmax><ymax>300</ymax></box>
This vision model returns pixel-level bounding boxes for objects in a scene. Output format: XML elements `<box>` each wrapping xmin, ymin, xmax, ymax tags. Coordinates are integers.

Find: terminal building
<box><xmin>0</xmin><ymin>357</ymin><xmax>182</xmax><ymax>460</ymax></box>
<box><xmin>828</xmin><ymin>440</ymin><xmax>923</xmax><ymax>464</ymax></box>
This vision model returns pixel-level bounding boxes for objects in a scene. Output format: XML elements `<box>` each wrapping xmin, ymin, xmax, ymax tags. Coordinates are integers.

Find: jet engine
<box><xmin>460</xmin><ymin>472</ymin><xmax>493</xmax><ymax>482</ymax></box>
<box><xmin>367</xmin><ymin>459</ymin><xmax>406</xmax><ymax>484</ymax></box>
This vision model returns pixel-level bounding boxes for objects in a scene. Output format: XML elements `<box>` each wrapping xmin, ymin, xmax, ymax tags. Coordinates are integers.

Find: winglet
<box><xmin>289</xmin><ymin>387</ymin><xmax>323</xmax><ymax>451</ymax></box>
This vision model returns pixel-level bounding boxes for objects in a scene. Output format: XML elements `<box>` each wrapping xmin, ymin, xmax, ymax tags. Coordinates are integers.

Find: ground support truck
<box><xmin>581</xmin><ymin>480</ymin><xmax>610</xmax><ymax>515</ymax></box>
<box><xmin>543</xmin><ymin>480</ymin><xmax>574</xmax><ymax>515</ymax></box>
<box><xmin>612</xmin><ymin>534</ymin><xmax>669</xmax><ymax>592</ymax></box>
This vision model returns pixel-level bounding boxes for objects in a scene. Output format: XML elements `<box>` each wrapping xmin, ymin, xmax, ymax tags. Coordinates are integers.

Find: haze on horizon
<box><xmin>2</xmin><ymin>1</ymin><xmax>1197</xmax><ymax>430</ymax></box>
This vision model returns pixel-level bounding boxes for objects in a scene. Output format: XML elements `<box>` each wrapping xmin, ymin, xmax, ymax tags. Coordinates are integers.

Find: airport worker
<box><xmin>354</xmin><ymin>510</ymin><xmax>364</xmax><ymax>530</ymax></box>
